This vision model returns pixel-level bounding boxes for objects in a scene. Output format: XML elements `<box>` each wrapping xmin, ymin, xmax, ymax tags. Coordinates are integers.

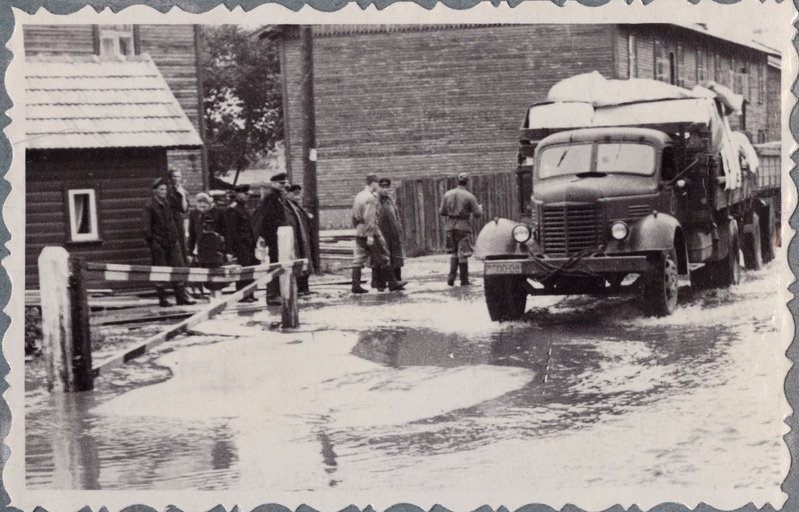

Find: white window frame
<box><xmin>67</xmin><ymin>189</ymin><xmax>100</xmax><ymax>242</ymax></box>
<box><xmin>99</xmin><ymin>25</ymin><xmax>134</xmax><ymax>57</ymax></box>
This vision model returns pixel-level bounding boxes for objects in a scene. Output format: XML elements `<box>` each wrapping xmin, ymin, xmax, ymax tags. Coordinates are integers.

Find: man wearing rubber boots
<box><xmin>440</xmin><ymin>172</ymin><xmax>483</xmax><ymax>286</ymax></box>
<box><xmin>350</xmin><ymin>173</ymin><xmax>407</xmax><ymax>294</ymax></box>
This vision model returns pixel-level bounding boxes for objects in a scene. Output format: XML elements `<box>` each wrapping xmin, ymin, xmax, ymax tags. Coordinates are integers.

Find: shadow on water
<box><xmin>348</xmin><ymin>315</ymin><xmax>736</xmax><ymax>456</ymax></box>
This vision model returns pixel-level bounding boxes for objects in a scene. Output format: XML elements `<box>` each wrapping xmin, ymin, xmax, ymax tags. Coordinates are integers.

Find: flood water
<box><xmin>23</xmin><ymin>261</ymin><xmax>790</xmax><ymax>509</ymax></box>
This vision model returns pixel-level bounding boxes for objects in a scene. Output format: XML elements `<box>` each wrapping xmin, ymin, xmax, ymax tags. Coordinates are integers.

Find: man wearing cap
<box><xmin>372</xmin><ymin>177</ymin><xmax>405</xmax><ymax>290</ymax></box>
<box><xmin>142</xmin><ymin>177</ymin><xmax>196</xmax><ymax>307</ymax></box>
<box><xmin>167</xmin><ymin>168</ymin><xmax>190</xmax><ymax>262</ymax></box>
<box><xmin>440</xmin><ymin>172</ymin><xmax>483</xmax><ymax>286</ymax></box>
<box><xmin>258</xmin><ymin>173</ymin><xmax>288</xmax><ymax>304</ymax></box>
<box><xmin>283</xmin><ymin>183</ymin><xmax>317</xmax><ymax>295</ymax></box>
<box><xmin>351</xmin><ymin>173</ymin><xmax>407</xmax><ymax>294</ymax></box>
<box><xmin>224</xmin><ymin>184</ymin><xmax>258</xmax><ymax>302</ymax></box>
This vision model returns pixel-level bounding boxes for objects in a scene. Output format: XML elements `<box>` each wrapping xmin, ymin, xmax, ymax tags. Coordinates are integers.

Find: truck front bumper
<box><xmin>484</xmin><ymin>255</ymin><xmax>651</xmax><ymax>278</ymax></box>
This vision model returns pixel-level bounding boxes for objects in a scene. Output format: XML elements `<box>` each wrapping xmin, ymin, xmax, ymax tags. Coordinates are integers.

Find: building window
<box><xmin>628</xmin><ymin>35</ymin><xmax>638</xmax><ymax>78</ymax></box>
<box><xmin>758</xmin><ymin>130</ymin><xmax>766</xmax><ymax>144</ymax></box>
<box><xmin>759</xmin><ymin>62</ymin><xmax>766</xmax><ymax>105</ymax></box>
<box><xmin>676</xmin><ymin>44</ymin><xmax>685</xmax><ymax>87</ymax></box>
<box><xmin>697</xmin><ymin>47</ymin><xmax>707</xmax><ymax>83</ymax></box>
<box><xmin>67</xmin><ymin>189</ymin><xmax>99</xmax><ymax>242</ymax></box>
<box><xmin>655</xmin><ymin>40</ymin><xmax>669</xmax><ymax>83</ymax></box>
<box><xmin>99</xmin><ymin>25</ymin><xmax>135</xmax><ymax>57</ymax></box>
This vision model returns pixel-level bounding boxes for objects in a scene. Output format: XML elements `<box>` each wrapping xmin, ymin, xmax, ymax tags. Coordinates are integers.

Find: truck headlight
<box><xmin>611</xmin><ymin>221</ymin><xmax>629</xmax><ymax>240</ymax></box>
<box><xmin>512</xmin><ymin>224</ymin><xmax>532</xmax><ymax>243</ymax></box>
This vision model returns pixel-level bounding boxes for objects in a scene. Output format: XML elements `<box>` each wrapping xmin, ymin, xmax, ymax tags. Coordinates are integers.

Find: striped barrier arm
<box><xmin>85</xmin><ymin>259</ymin><xmax>308</xmax><ymax>283</ymax></box>
<box><xmin>91</xmin><ymin>267</ymin><xmax>286</xmax><ymax>378</ymax></box>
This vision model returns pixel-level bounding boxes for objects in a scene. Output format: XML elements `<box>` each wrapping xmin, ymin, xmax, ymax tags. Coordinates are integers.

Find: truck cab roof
<box><xmin>536</xmin><ymin>127</ymin><xmax>673</xmax><ymax>149</ymax></box>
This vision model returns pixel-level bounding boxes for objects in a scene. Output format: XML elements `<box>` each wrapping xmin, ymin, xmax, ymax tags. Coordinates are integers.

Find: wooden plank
<box><xmin>91</xmin><ymin>268</ymin><xmax>283</xmax><ymax>378</ymax></box>
<box><xmin>85</xmin><ymin>260</ymin><xmax>307</xmax><ymax>283</ymax></box>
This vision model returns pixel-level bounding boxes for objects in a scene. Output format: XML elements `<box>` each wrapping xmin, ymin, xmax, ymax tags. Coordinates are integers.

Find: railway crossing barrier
<box><xmin>38</xmin><ymin>226</ymin><xmax>306</xmax><ymax>393</ymax></box>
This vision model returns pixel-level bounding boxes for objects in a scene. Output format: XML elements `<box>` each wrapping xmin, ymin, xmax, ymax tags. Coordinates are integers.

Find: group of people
<box><xmin>349</xmin><ymin>171</ymin><xmax>483</xmax><ymax>294</ymax></box>
<box><xmin>142</xmin><ymin>169</ymin><xmax>317</xmax><ymax>307</ymax></box>
<box><xmin>143</xmin><ymin>167</ymin><xmax>483</xmax><ymax>306</ymax></box>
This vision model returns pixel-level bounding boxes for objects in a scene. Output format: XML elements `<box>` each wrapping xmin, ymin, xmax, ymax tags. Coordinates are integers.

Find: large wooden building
<box><xmin>23</xmin><ymin>25</ymin><xmax>206</xmax><ymax>289</ymax></box>
<box><xmin>270</xmin><ymin>24</ymin><xmax>781</xmax><ymax>228</ymax></box>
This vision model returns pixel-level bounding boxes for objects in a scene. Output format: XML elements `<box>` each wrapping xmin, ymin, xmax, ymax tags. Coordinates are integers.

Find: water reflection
<box><xmin>347</xmin><ymin>321</ymin><xmax>735</xmax><ymax>456</ymax></box>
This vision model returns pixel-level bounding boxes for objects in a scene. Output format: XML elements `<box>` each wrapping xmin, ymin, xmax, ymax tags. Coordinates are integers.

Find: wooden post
<box><xmin>278</xmin><ymin>226</ymin><xmax>299</xmax><ymax>328</ymax></box>
<box><xmin>38</xmin><ymin>247</ymin><xmax>92</xmax><ymax>392</ymax></box>
<box><xmin>69</xmin><ymin>257</ymin><xmax>93</xmax><ymax>391</ymax></box>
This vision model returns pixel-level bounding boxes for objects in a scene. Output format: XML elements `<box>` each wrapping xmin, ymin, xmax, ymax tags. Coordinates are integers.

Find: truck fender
<box><xmin>625</xmin><ymin>213</ymin><xmax>688</xmax><ymax>274</ymax></box>
<box><xmin>474</xmin><ymin>218</ymin><xmax>529</xmax><ymax>260</ymax></box>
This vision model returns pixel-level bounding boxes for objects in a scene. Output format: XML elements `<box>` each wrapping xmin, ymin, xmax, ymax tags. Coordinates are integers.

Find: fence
<box><xmin>395</xmin><ymin>173</ymin><xmax>517</xmax><ymax>256</ymax></box>
<box><xmin>39</xmin><ymin>226</ymin><xmax>306</xmax><ymax>393</ymax></box>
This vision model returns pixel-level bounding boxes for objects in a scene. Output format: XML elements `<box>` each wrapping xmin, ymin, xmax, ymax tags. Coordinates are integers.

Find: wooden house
<box><xmin>24</xmin><ymin>24</ymin><xmax>205</xmax><ymax>289</ymax></box>
<box><xmin>267</xmin><ymin>24</ymin><xmax>781</xmax><ymax>229</ymax></box>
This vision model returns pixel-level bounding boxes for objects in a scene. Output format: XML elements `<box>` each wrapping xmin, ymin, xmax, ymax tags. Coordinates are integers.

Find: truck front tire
<box><xmin>642</xmin><ymin>249</ymin><xmax>679</xmax><ymax>317</ymax></box>
<box><xmin>484</xmin><ymin>275</ymin><xmax>528</xmax><ymax>321</ymax></box>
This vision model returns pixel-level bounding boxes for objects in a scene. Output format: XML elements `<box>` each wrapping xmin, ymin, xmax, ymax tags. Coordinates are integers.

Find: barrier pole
<box><xmin>278</xmin><ymin>226</ymin><xmax>299</xmax><ymax>328</ymax></box>
<box><xmin>38</xmin><ymin>247</ymin><xmax>93</xmax><ymax>392</ymax></box>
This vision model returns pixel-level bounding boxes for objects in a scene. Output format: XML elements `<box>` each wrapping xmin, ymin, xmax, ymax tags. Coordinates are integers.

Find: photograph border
<box><xmin>1</xmin><ymin>0</ymin><xmax>796</xmax><ymax>510</ymax></box>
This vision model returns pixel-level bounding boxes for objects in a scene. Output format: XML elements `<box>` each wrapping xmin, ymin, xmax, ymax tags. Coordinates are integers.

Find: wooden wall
<box><xmin>22</xmin><ymin>24</ymin><xmax>206</xmax><ymax>196</ymax></box>
<box><xmin>26</xmin><ymin>148</ymin><xmax>166</xmax><ymax>289</ymax></box>
<box><xmin>614</xmin><ymin>25</ymin><xmax>774</xmax><ymax>142</ymax></box>
<box><xmin>281</xmin><ymin>24</ymin><xmax>617</xmax><ymax>227</ymax></box>
<box><xmin>395</xmin><ymin>173</ymin><xmax>517</xmax><ymax>256</ymax></box>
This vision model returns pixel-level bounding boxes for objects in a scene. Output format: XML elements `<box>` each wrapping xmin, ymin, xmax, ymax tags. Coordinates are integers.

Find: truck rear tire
<box><xmin>484</xmin><ymin>275</ymin><xmax>528</xmax><ymax>321</ymax></box>
<box><xmin>743</xmin><ymin>212</ymin><xmax>763</xmax><ymax>270</ymax></box>
<box><xmin>761</xmin><ymin>205</ymin><xmax>776</xmax><ymax>264</ymax></box>
<box><xmin>711</xmin><ymin>220</ymin><xmax>741</xmax><ymax>287</ymax></box>
<box><xmin>642</xmin><ymin>249</ymin><xmax>679</xmax><ymax>317</ymax></box>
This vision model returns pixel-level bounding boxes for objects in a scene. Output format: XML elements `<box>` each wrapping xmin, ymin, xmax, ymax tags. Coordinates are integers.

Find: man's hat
<box><xmin>458</xmin><ymin>172</ymin><xmax>470</xmax><ymax>182</ymax></box>
<box><xmin>234</xmin><ymin>184</ymin><xmax>250</xmax><ymax>193</ymax></box>
<box><xmin>378</xmin><ymin>178</ymin><xmax>391</xmax><ymax>186</ymax></box>
<box><xmin>152</xmin><ymin>177</ymin><xmax>168</xmax><ymax>189</ymax></box>
<box><xmin>365</xmin><ymin>173</ymin><xmax>379</xmax><ymax>184</ymax></box>
<box><xmin>271</xmin><ymin>172</ymin><xmax>288</xmax><ymax>182</ymax></box>
<box><xmin>288</xmin><ymin>184</ymin><xmax>302</xmax><ymax>192</ymax></box>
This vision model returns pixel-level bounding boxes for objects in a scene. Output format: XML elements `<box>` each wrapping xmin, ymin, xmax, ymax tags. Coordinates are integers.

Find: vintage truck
<box><xmin>474</xmin><ymin>72</ymin><xmax>780</xmax><ymax>320</ymax></box>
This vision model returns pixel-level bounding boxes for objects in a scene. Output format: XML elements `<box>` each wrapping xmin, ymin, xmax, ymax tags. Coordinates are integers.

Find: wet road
<box><xmin>24</xmin><ymin>256</ymin><xmax>790</xmax><ymax>510</ymax></box>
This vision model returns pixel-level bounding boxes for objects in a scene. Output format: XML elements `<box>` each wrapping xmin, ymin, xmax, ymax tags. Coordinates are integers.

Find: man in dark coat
<box><xmin>372</xmin><ymin>178</ymin><xmax>405</xmax><ymax>290</ymax></box>
<box><xmin>258</xmin><ymin>173</ymin><xmax>288</xmax><ymax>304</ymax></box>
<box><xmin>224</xmin><ymin>184</ymin><xmax>258</xmax><ymax>302</ymax></box>
<box><xmin>142</xmin><ymin>177</ymin><xmax>196</xmax><ymax>307</ymax></box>
<box><xmin>284</xmin><ymin>184</ymin><xmax>318</xmax><ymax>295</ymax></box>
<box><xmin>167</xmin><ymin>168</ymin><xmax>190</xmax><ymax>262</ymax></box>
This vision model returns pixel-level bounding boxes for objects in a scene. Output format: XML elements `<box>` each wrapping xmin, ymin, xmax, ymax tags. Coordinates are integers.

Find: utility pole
<box><xmin>300</xmin><ymin>26</ymin><xmax>321</xmax><ymax>272</ymax></box>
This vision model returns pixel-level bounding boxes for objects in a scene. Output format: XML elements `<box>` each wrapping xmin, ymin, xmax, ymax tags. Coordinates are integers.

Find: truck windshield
<box><xmin>538</xmin><ymin>142</ymin><xmax>656</xmax><ymax>178</ymax></box>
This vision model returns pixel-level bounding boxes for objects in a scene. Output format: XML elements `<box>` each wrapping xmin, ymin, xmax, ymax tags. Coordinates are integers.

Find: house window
<box><xmin>628</xmin><ymin>35</ymin><xmax>638</xmax><ymax>78</ymax></box>
<box><xmin>676</xmin><ymin>44</ymin><xmax>685</xmax><ymax>87</ymax></box>
<box><xmin>697</xmin><ymin>47</ymin><xmax>707</xmax><ymax>83</ymax></box>
<box><xmin>759</xmin><ymin>63</ymin><xmax>766</xmax><ymax>105</ymax></box>
<box><xmin>67</xmin><ymin>189</ymin><xmax>99</xmax><ymax>242</ymax></box>
<box><xmin>655</xmin><ymin>40</ymin><xmax>668</xmax><ymax>82</ymax></box>
<box><xmin>99</xmin><ymin>25</ymin><xmax>135</xmax><ymax>57</ymax></box>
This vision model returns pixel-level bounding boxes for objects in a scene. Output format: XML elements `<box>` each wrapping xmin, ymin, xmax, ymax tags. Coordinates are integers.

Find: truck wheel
<box><xmin>642</xmin><ymin>249</ymin><xmax>679</xmax><ymax>317</ymax></box>
<box><xmin>761</xmin><ymin>205</ymin><xmax>776</xmax><ymax>264</ymax></box>
<box><xmin>484</xmin><ymin>275</ymin><xmax>528</xmax><ymax>321</ymax></box>
<box><xmin>743</xmin><ymin>212</ymin><xmax>763</xmax><ymax>270</ymax></box>
<box><xmin>714</xmin><ymin>220</ymin><xmax>741</xmax><ymax>287</ymax></box>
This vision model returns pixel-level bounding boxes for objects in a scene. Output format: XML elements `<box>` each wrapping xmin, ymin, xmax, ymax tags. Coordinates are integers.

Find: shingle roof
<box><xmin>25</xmin><ymin>53</ymin><xmax>203</xmax><ymax>150</ymax></box>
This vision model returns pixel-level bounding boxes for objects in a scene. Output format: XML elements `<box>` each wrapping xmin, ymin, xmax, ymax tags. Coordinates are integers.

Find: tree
<box><xmin>201</xmin><ymin>25</ymin><xmax>283</xmax><ymax>181</ymax></box>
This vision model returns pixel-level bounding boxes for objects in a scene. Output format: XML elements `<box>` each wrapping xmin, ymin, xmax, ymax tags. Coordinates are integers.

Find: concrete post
<box><xmin>277</xmin><ymin>226</ymin><xmax>299</xmax><ymax>328</ymax></box>
<box><xmin>38</xmin><ymin>247</ymin><xmax>93</xmax><ymax>392</ymax></box>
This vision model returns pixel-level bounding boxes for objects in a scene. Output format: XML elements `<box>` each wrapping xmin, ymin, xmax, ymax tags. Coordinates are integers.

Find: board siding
<box><xmin>26</xmin><ymin>148</ymin><xmax>167</xmax><ymax>290</ymax></box>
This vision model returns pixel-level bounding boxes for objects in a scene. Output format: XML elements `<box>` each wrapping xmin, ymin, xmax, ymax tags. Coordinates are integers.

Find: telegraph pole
<box><xmin>300</xmin><ymin>26</ymin><xmax>321</xmax><ymax>272</ymax></box>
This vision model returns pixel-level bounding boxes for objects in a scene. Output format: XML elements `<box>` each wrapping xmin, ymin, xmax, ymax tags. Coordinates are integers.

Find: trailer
<box><xmin>474</xmin><ymin>72</ymin><xmax>781</xmax><ymax>320</ymax></box>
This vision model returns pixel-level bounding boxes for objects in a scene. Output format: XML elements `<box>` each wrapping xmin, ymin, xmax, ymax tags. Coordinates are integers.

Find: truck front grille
<box><xmin>542</xmin><ymin>204</ymin><xmax>602</xmax><ymax>256</ymax></box>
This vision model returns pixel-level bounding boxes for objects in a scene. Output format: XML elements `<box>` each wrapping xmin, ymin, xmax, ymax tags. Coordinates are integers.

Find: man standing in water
<box><xmin>440</xmin><ymin>172</ymin><xmax>483</xmax><ymax>286</ymax></box>
<box><xmin>351</xmin><ymin>173</ymin><xmax>407</xmax><ymax>294</ymax></box>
